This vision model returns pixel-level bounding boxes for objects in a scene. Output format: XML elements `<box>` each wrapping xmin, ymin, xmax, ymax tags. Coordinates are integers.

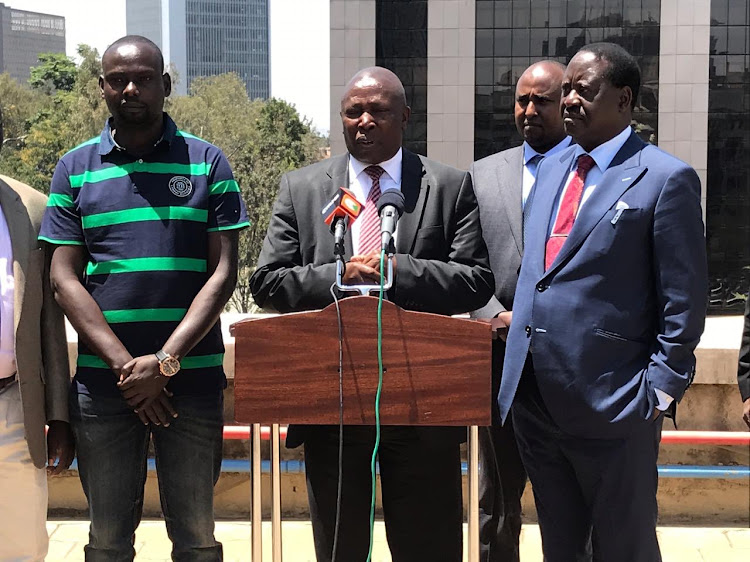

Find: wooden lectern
<box><xmin>231</xmin><ymin>295</ymin><xmax>492</xmax><ymax>561</ymax></box>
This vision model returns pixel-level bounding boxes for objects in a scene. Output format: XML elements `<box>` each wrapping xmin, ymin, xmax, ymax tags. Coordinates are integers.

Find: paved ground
<box><xmin>46</xmin><ymin>520</ymin><xmax>749</xmax><ymax>561</ymax></box>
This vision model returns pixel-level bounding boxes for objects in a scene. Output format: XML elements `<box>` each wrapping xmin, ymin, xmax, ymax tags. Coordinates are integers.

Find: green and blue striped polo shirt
<box><xmin>39</xmin><ymin>114</ymin><xmax>249</xmax><ymax>396</ymax></box>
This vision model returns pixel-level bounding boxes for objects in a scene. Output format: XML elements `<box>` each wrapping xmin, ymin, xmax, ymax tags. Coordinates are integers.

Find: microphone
<box><xmin>322</xmin><ymin>187</ymin><xmax>363</xmax><ymax>257</ymax></box>
<box><xmin>377</xmin><ymin>190</ymin><xmax>406</xmax><ymax>252</ymax></box>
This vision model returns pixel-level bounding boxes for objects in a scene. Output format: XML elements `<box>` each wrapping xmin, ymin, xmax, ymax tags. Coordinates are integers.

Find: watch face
<box><xmin>160</xmin><ymin>357</ymin><xmax>181</xmax><ymax>377</ymax></box>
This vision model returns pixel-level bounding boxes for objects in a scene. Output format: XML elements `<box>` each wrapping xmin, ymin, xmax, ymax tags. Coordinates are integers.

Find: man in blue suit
<box><xmin>500</xmin><ymin>43</ymin><xmax>708</xmax><ymax>561</ymax></box>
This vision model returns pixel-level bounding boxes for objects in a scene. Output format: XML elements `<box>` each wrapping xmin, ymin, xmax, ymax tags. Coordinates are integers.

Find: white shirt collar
<box><xmin>349</xmin><ymin>148</ymin><xmax>403</xmax><ymax>185</ymax></box>
<box><xmin>522</xmin><ymin>136</ymin><xmax>572</xmax><ymax>165</ymax></box>
<box><xmin>572</xmin><ymin>126</ymin><xmax>632</xmax><ymax>172</ymax></box>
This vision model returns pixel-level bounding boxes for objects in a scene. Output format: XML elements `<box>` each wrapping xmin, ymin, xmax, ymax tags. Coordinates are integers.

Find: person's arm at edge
<box><xmin>250</xmin><ymin>173</ymin><xmax>339</xmax><ymax>313</ymax></box>
<box><xmin>738</xmin><ymin>293</ymin><xmax>750</xmax><ymax>427</ymax></box>
<box><xmin>40</xmin><ymin>241</ymin><xmax>74</xmax><ymax>474</ymax></box>
<box><xmin>49</xmin><ymin>244</ymin><xmax>133</xmax><ymax>376</ymax></box>
<box><xmin>162</xmin><ymin>229</ymin><xmax>239</xmax><ymax>359</ymax></box>
<box><xmin>644</xmin><ymin>164</ymin><xmax>708</xmax><ymax>413</ymax></box>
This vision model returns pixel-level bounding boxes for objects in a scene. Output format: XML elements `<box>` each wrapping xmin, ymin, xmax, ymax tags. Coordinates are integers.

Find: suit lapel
<box><xmin>496</xmin><ymin>147</ymin><xmax>524</xmax><ymax>254</ymax></box>
<box><xmin>325</xmin><ymin>154</ymin><xmax>353</xmax><ymax>259</ymax></box>
<box><xmin>395</xmin><ymin>149</ymin><xmax>427</xmax><ymax>254</ymax></box>
<box><xmin>0</xmin><ymin>180</ymin><xmax>30</xmax><ymax>334</ymax></box>
<box><xmin>543</xmin><ymin>132</ymin><xmax>647</xmax><ymax>277</ymax></box>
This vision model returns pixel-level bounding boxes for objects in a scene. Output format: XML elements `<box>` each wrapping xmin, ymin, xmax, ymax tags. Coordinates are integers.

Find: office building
<box><xmin>126</xmin><ymin>0</ymin><xmax>270</xmax><ymax>99</ymax></box>
<box><xmin>0</xmin><ymin>3</ymin><xmax>65</xmax><ymax>84</ymax></box>
<box><xmin>330</xmin><ymin>0</ymin><xmax>749</xmax><ymax>314</ymax></box>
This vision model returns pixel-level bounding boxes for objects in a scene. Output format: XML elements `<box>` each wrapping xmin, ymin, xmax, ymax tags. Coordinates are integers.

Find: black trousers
<box><xmin>478</xmin><ymin>419</ymin><xmax>527</xmax><ymax>562</ymax></box>
<box><xmin>303</xmin><ymin>425</ymin><xmax>463</xmax><ymax>562</ymax></box>
<box><xmin>479</xmin><ymin>339</ymin><xmax>527</xmax><ymax>562</ymax></box>
<box><xmin>512</xmin><ymin>369</ymin><xmax>663</xmax><ymax>562</ymax></box>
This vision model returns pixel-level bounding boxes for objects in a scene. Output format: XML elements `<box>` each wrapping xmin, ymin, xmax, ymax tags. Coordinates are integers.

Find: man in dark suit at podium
<box><xmin>250</xmin><ymin>67</ymin><xmax>493</xmax><ymax>561</ymax></box>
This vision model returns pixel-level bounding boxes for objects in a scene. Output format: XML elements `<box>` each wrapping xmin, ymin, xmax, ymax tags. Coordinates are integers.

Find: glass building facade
<box><xmin>474</xmin><ymin>0</ymin><xmax>661</xmax><ymax>159</ymax></box>
<box><xmin>375</xmin><ymin>0</ymin><xmax>428</xmax><ymax>155</ymax></box>
<box><xmin>127</xmin><ymin>0</ymin><xmax>269</xmax><ymax>99</ymax></box>
<box><xmin>706</xmin><ymin>0</ymin><xmax>750</xmax><ymax>313</ymax></box>
<box><xmin>0</xmin><ymin>5</ymin><xmax>65</xmax><ymax>84</ymax></box>
<box><xmin>186</xmin><ymin>0</ymin><xmax>269</xmax><ymax>99</ymax></box>
<box><xmin>330</xmin><ymin>1</ymin><xmax>749</xmax><ymax>315</ymax></box>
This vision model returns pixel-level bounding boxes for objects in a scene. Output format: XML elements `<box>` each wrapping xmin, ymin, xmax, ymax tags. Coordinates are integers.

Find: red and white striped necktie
<box><xmin>358</xmin><ymin>165</ymin><xmax>385</xmax><ymax>255</ymax></box>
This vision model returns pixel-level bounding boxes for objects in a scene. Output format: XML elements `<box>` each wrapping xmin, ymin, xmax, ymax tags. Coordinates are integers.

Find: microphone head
<box><xmin>377</xmin><ymin>190</ymin><xmax>406</xmax><ymax>216</ymax></box>
<box><xmin>322</xmin><ymin>187</ymin><xmax>364</xmax><ymax>226</ymax></box>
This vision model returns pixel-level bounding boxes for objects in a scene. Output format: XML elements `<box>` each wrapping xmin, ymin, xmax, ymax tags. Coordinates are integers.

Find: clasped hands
<box><xmin>117</xmin><ymin>354</ymin><xmax>178</xmax><ymax>427</ymax></box>
<box><xmin>342</xmin><ymin>251</ymin><xmax>396</xmax><ymax>285</ymax></box>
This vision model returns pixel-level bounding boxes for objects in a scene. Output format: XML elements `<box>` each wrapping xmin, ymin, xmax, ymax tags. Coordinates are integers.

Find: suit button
<box><xmin>536</xmin><ymin>282</ymin><xmax>548</xmax><ymax>292</ymax></box>
<box><xmin>525</xmin><ymin>325</ymin><xmax>531</xmax><ymax>336</ymax></box>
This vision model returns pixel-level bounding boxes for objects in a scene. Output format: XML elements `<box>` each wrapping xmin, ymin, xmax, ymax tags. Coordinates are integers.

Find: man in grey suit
<box><xmin>251</xmin><ymin>67</ymin><xmax>493</xmax><ymax>561</ymax></box>
<box><xmin>470</xmin><ymin>60</ymin><xmax>569</xmax><ymax>562</ymax></box>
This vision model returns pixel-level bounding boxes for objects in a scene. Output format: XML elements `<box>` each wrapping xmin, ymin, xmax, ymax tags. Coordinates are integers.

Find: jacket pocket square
<box><xmin>611</xmin><ymin>201</ymin><xmax>631</xmax><ymax>225</ymax></box>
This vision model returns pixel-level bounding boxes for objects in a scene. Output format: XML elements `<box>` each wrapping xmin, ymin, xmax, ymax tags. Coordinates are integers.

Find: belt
<box><xmin>0</xmin><ymin>373</ymin><xmax>17</xmax><ymax>393</ymax></box>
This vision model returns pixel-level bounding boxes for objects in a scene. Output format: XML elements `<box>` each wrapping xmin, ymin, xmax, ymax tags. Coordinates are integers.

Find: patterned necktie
<box><xmin>359</xmin><ymin>165</ymin><xmax>385</xmax><ymax>255</ymax></box>
<box><xmin>522</xmin><ymin>154</ymin><xmax>544</xmax><ymax>250</ymax></box>
<box><xmin>544</xmin><ymin>154</ymin><xmax>596</xmax><ymax>270</ymax></box>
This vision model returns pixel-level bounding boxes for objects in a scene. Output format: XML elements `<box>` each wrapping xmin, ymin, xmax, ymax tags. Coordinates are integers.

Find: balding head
<box><xmin>340</xmin><ymin>66</ymin><xmax>411</xmax><ymax>165</ymax></box>
<box><xmin>341</xmin><ymin>67</ymin><xmax>407</xmax><ymax>109</ymax></box>
<box><xmin>514</xmin><ymin>59</ymin><xmax>567</xmax><ymax>152</ymax></box>
<box><xmin>517</xmin><ymin>60</ymin><xmax>566</xmax><ymax>90</ymax></box>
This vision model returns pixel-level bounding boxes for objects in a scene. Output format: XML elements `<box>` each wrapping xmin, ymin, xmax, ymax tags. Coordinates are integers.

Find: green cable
<box><xmin>366</xmin><ymin>249</ymin><xmax>386</xmax><ymax>562</ymax></box>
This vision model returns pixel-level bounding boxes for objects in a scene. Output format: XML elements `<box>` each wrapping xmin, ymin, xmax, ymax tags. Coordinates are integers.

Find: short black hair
<box><xmin>577</xmin><ymin>42</ymin><xmax>640</xmax><ymax>109</ymax></box>
<box><xmin>103</xmin><ymin>35</ymin><xmax>165</xmax><ymax>74</ymax></box>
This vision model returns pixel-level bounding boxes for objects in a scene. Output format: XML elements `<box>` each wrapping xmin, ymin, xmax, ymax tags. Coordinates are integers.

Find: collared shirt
<box><xmin>347</xmin><ymin>148</ymin><xmax>403</xmax><ymax>256</ymax></box>
<box><xmin>522</xmin><ymin>136</ymin><xmax>572</xmax><ymax>209</ymax></box>
<box><xmin>39</xmin><ymin>113</ymin><xmax>249</xmax><ymax>397</ymax></box>
<box><xmin>0</xmin><ymin>203</ymin><xmax>15</xmax><ymax>379</ymax></box>
<box><xmin>558</xmin><ymin>125</ymin><xmax>632</xmax><ymax>220</ymax></box>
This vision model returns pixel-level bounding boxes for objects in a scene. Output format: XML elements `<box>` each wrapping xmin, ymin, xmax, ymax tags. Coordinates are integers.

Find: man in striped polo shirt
<box><xmin>39</xmin><ymin>36</ymin><xmax>248</xmax><ymax>560</ymax></box>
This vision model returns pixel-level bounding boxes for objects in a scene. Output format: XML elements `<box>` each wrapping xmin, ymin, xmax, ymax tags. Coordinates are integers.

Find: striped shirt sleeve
<box><xmin>39</xmin><ymin>160</ymin><xmax>85</xmax><ymax>245</ymax></box>
<box><xmin>207</xmin><ymin>150</ymin><xmax>250</xmax><ymax>233</ymax></box>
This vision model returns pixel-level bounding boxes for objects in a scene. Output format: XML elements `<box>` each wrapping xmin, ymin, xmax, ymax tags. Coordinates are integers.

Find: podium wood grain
<box><xmin>231</xmin><ymin>296</ymin><xmax>491</xmax><ymax>426</ymax></box>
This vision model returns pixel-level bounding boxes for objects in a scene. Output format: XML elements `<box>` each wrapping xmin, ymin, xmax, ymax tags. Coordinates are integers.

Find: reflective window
<box><xmin>376</xmin><ymin>1</ymin><xmax>428</xmax><ymax>155</ymax></box>
<box><xmin>185</xmin><ymin>0</ymin><xmax>269</xmax><ymax>99</ymax></box>
<box><xmin>474</xmin><ymin>0</ymin><xmax>660</xmax><ymax>160</ymax></box>
<box><xmin>707</xmin><ymin>1</ymin><xmax>750</xmax><ymax>313</ymax></box>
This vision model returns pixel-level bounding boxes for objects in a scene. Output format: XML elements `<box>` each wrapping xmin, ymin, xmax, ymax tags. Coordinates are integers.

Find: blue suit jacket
<box><xmin>500</xmin><ymin>131</ymin><xmax>708</xmax><ymax>439</ymax></box>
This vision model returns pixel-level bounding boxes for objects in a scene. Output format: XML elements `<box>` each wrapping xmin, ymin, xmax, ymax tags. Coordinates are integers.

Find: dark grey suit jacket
<box><xmin>739</xmin><ymin>294</ymin><xmax>750</xmax><ymax>402</ymax></box>
<box><xmin>250</xmin><ymin>148</ymin><xmax>494</xmax><ymax>446</ymax></box>
<box><xmin>250</xmin><ymin>149</ymin><xmax>493</xmax><ymax>315</ymax></box>
<box><xmin>469</xmin><ymin>146</ymin><xmax>524</xmax><ymax>319</ymax></box>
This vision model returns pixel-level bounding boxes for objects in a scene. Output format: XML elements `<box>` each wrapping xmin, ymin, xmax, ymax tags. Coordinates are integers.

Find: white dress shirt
<box><xmin>347</xmin><ymin>148</ymin><xmax>403</xmax><ymax>256</ymax></box>
<box><xmin>522</xmin><ymin>136</ymin><xmax>572</xmax><ymax>209</ymax></box>
<box><xmin>0</xmin><ymin>203</ymin><xmax>16</xmax><ymax>379</ymax></box>
<box><xmin>555</xmin><ymin>125</ymin><xmax>632</xmax><ymax>219</ymax></box>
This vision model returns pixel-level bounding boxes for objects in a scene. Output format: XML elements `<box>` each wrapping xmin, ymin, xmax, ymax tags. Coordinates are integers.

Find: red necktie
<box><xmin>358</xmin><ymin>165</ymin><xmax>385</xmax><ymax>255</ymax></box>
<box><xmin>544</xmin><ymin>154</ymin><xmax>596</xmax><ymax>270</ymax></box>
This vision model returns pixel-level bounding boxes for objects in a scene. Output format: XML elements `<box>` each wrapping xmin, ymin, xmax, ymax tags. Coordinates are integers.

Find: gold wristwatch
<box><xmin>155</xmin><ymin>349</ymin><xmax>181</xmax><ymax>377</ymax></box>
